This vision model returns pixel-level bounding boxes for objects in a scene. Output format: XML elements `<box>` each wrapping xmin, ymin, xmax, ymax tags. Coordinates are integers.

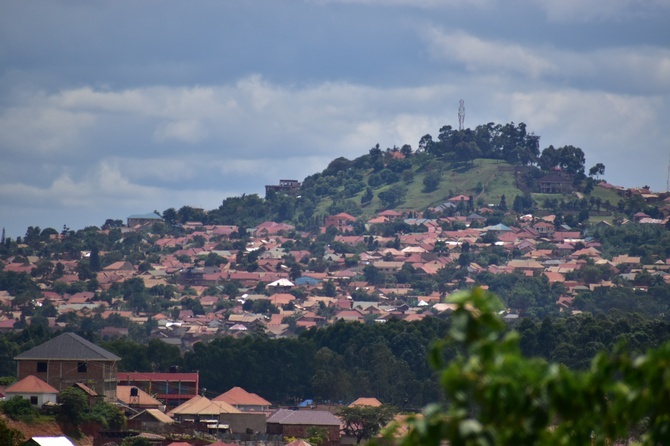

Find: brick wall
<box><xmin>17</xmin><ymin>359</ymin><xmax>118</xmax><ymax>400</ymax></box>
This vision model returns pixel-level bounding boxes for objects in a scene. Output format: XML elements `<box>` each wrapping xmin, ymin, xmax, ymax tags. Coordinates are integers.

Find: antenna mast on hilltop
<box><xmin>458</xmin><ymin>99</ymin><xmax>465</xmax><ymax>131</ymax></box>
<box><xmin>667</xmin><ymin>153</ymin><xmax>670</xmax><ymax>192</ymax></box>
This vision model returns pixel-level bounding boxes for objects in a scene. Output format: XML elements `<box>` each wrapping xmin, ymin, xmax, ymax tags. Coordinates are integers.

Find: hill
<box><xmin>201</xmin><ymin>121</ymin><xmax>613</xmax><ymax>229</ymax></box>
<box><xmin>313</xmin><ymin>157</ymin><xmax>522</xmax><ymax>218</ymax></box>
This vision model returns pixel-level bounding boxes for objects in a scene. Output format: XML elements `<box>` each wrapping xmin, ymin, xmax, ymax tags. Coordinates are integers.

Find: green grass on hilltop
<box><xmin>314</xmin><ymin>158</ymin><xmax>525</xmax><ymax>216</ymax></box>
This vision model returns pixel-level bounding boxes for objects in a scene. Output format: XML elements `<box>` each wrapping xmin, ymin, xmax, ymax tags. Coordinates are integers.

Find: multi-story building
<box><xmin>14</xmin><ymin>332</ymin><xmax>120</xmax><ymax>400</ymax></box>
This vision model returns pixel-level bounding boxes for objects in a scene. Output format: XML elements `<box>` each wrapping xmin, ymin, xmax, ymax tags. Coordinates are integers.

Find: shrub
<box><xmin>0</xmin><ymin>395</ymin><xmax>37</xmax><ymax>422</ymax></box>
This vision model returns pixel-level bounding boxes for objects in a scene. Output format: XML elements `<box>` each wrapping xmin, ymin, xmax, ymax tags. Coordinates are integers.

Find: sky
<box><xmin>1</xmin><ymin>0</ymin><xmax>669</xmax><ymax>238</ymax></box>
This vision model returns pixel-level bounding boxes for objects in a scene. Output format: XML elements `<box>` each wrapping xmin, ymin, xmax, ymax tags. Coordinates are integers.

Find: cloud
<box><xmin>528</xmin><ymin>0</ymin><xmax>670</xmax><ymax>22</ymax></box>
<box><xmin>497</xmin><ymin>88</ymin><xmax>669</xmax><ymax>191</ymax></box>
<box><xmin>1</xmin><ymin>70</ymin><xmax>667</xmax><ymax>237</ymax></box>
<box><xmin>422</xmin><ymin>28</ymin><xmax>670</xmax><ymax>95</ymax></box>
<box><xmin>423</xmin><ymin>28</ymin><xmax>557</xmax><ymax>79</ymax></box>
<box><xmin>154</xmin><ymin>119</ymin><xmax>208</xmax><ymax>144</ymax></box>
<box><xmin>0</xmin><ymin>102</ymin><xmax>95</xmax><ymax>156</ymax></box>
<box><xmin>306</xmin><ymin>0</ymin><xmax>495</xmax><ymax>8</ymax></box>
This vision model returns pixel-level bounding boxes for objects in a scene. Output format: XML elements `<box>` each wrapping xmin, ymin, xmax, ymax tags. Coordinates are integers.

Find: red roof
<box><xmin>118</xmin><ymin>372</ymin><xmax>199</xmax><ymax>382</ymax></box>
<box><xmin>6</xmin><ymin>375</ymin><xmax>58</xmax><ymax>394</ymax></box>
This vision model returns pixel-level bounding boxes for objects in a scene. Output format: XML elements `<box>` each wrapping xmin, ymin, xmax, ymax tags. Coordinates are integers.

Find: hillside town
<box><xmin>2</xmin><ymin>182</ymin><xmax>670</xmax><ymax>445</ymax></box>
<box><xmin>2</xmin><ymin>185</ymin><xmax>670</xmax><ymax>345</ymax></box>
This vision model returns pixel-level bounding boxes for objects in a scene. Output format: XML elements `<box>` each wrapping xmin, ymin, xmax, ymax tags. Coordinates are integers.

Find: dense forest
<box><xmin>2</xmin><ymin>306</ymin><xmax>670</xmax><ymax>407</ymax></box>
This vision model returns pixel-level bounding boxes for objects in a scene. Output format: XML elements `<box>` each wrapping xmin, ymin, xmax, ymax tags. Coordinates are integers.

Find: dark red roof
<box><xmin>118</xmin><ymin>372</ymin><xmax>198</xmax><ymax>382</ymax></box>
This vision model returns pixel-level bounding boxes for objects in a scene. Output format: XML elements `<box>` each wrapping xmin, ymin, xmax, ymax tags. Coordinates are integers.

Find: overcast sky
<box><xmin>1</xmin><ymin>0</ymin><xmax>669</xmax><ymax>238</ymax></box>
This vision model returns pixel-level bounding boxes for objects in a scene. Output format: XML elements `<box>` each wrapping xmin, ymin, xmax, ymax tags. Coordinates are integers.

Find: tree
<box><xmin>57</xmin><ymin>387</ymin><xmax>88</xmax><ymax>432</ymax></box>
<box><xmin>89</xmin><ymin>245</ymin><xmax>101</xmax><ymax>272</ymax></box>
<box><xmin>323</xmin><ymin>280</ymin><xmax>337</xmax><ymax>297</ymax></box>
<box><xmin>90</xmin><ymin>400</ymin><xmax>126</xmax><ymax>430</ymax></box>
<box><xmin>363</xmin><ymin>264</ymin><xmax>383</xmax><ymax>285</ymax></box>
<box><xmin>306</xmin><ymin>426</ymin><xmax>330</xmax><ymax>446</ymax></box>
<box><xmin>361</xmin><ymin>187</ymin><xmax>374</xmax><ymax>204</ymax></box>
<box><xmin>589</xmin><ymin>162</ymin><xmax>606</xmax><ymax>179</ymax></box>
<box><xmin>340</xmin><ymin>405</ymin><xmax>397</xmax><ymax>444</ymax></box>
<box><xmin>0</xmin><ymin>418</ymin><xmax>24</xmax><ymax>446</ymax></box>
<box><xmin>498</xmin><ymin>194</ymin><xmax>507</xmax><ymax>211</ymax></box>
<box><xmin>378</xmin><ymin>185</ymin><xmax>407</xmax><ymax>209</ymax></box>
<box><xmin>385</xmin><ymin>288</ymin><xmax>670</xmax><ymax>445</ymax></box>
<box><xmin>422</xmin><ymin>171</ymin><xmax>441</xmax><ymax>193</ymax></box>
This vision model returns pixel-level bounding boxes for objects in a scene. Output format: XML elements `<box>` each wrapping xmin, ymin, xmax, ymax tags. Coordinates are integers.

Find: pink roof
<box><xmin>378</xmin><ymin>210</ymin><xmax>402</xmax><ymax>217</ymax></box>
<box><xmin>331</xmin><ymin>212</ymin><xmax>357</xmax><ymax>220</ymax></box>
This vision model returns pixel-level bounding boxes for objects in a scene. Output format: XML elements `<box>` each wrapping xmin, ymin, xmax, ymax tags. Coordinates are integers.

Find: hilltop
<box><xmin>139</xmin><ymin>121</ymin><xmax>615</xmax><ymax>230</ymax></box>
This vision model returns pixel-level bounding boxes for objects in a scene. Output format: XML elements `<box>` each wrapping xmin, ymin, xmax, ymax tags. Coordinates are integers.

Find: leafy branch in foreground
<box><xmin>383</xmin><ymin>287</ymin><xmax>670</xmax><ymax>445</ymax></box>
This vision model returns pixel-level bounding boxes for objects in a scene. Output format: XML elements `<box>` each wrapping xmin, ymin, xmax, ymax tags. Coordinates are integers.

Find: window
<box><xmin>77</xmin><ymin>362</ymin><xmax>87</xmax><ymax>373</ymax></box>
<box><xmin>37</xmin><ymin>362</ymin><xmax>47</xmax><ymax>373</ymax></box>
<box><xmin>30</xmin><ymin>396</ymin><xmax>38</xmax><ymax>405</ymax></box>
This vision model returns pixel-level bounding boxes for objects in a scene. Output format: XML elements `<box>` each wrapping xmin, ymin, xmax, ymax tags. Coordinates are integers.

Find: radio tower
<box><xmin>458</xmin><ymin>99</ymin><xmax>465</xmax><ymax>131</ymax></box>
<box><xmin>667</xmin><ymin>153</ymin><xmax>670</xmax><ymax>192</ymax></box>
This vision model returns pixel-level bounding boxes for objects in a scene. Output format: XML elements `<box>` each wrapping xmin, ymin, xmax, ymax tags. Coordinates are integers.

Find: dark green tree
<box><xmin>340</xmin><ymin>404</ymin><xmax>397</xmax><ymax>444</ymax></box>
<box><xmin>57</xmin><ymin>387</ymin><xmax>88</xmax><ymax>433</ymax></box>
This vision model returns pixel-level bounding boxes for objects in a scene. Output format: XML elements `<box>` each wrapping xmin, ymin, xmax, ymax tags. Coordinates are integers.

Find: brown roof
<box><xmin>117</xmin><ymin>385</ymin><xmax>162</xmax><ymax>407</ymax></box>
<box><xmin>212</xmin><ymin>386</ymin><xmax>272</xmax><ymax>407</ymax></box>
<box><xmin>348</xmin><ymin>397</ymin><xmax>382</xmax><ymax>407</ymax></box>
<box><xmin>73</xmin><ymin>382</ymin><xmax>98</xmax><ymax>397</ymax></box>
<box><xmin>168</xmin><ymin>395</ymin><xmax>240</xmax><ymax>416</ymax></box>
<box><xmin>5</xmin><ymin>375</ymin><xmax>58</xmax><ymax>394</ymax></box>
<box><xmin>129</xmin><ymin>408</ymin><xmax>175</xmax><ymax>424</ymax></box>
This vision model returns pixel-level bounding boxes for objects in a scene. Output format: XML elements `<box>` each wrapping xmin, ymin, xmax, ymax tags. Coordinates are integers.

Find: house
<box><xmin>127</xmin><ymin>212</ymin><xmax>164</xmax><ymax>228</ymax></box>
<box><xmin>325</xmin><ymin>213</ymin><xmax>357</xmax><ymax>231</ymax></box>
<box><xmin>448</xmin><ymin>194</ymin><xmax>470</xmax><ymax>203</ymax></box>
<box><xmin>537</xmin><ymin>173</ymin><xmax>573</xmax><ymax>194</ymax></box>
<box><xmin>265</xmin><ymin>179</ymin><xmax>301</xmax><ymax>197</ymax></box>
<box><xmin>127</xmin><ymin>408</ymin><xmax>175</xmax><ymax>432</ymax></box>
<box><xmin>168</xmin><ymin>395</ymin><xmax>240</xmax><ymax>423</ymax></box>
<box><xmin>267</xmin><ymin>409</ymin><xmax>342</xmax><ymax>446</ymax></box>
<box><xmin>348</xmin><ymin>397</ymin><xmax>382</xmax><ymax>407</ymax></box>
<box><xmin>532</xmin><ymin>221</ymin><xmax>555</xmax><ymax>237</ymax></box>
<box><xmin>252</xmin><ymin>221</ymin><xmax>296</xmax><ymax>237</ymax></box>
<box><xmin>14</xmin><ymin>332</ymin><xmax>120</xmax><ymax>400</ymax></box>
<box><xmin>117</xmin><ymin>385</ymin><xmax>163</xmax><ymax>411</ymax></box>
<box><xmin>168</xmin><ymin>394</ymin><xmax>266</xmax><ymax>434</ymax></box>
<box><xmin>4</xmin><ymin>375</ymin><xmax>58</xmax><ymax>407</ymax></box>
<box><xmin>117</xmin><ymin>372</ymin><xmax>199</xmax><ymax>410</ymax></box>
<box><xmin>377</xmin><ymin>210</ymin><xmax>404</xmax><ymax>221</ymax></box>
<box><xmin>66</xmin><ymin>383</ymin><xmax>100</xmax><ymax>409</ymax></box>
<box><xmin>213</xmin><ymin>386</ymin><xmax>272</xmax><ymax>412</ymax></box>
